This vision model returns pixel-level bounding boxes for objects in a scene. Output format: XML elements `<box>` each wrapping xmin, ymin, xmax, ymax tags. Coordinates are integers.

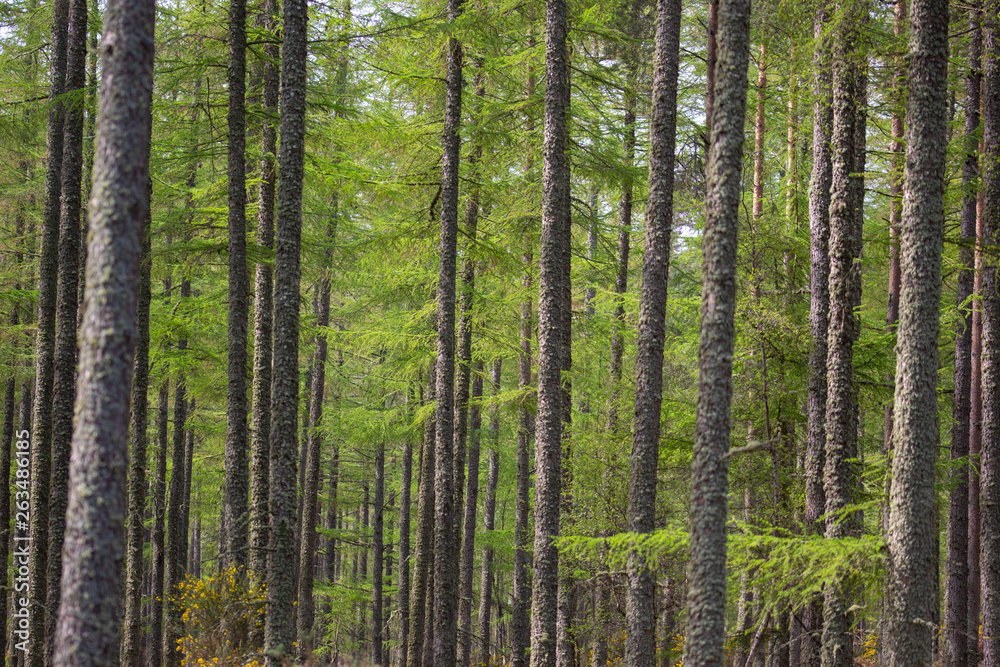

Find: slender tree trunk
<box><xmin>150</xmin><ymin>382</ymin><xmax>168</xmax><ymax>667</ymax></box>
<box><xmin>479</xmin><ymin>364</ymin><xmax>501</xmax><ymax>667</ymax></box>
<box><xmin>44</xmin><ymin>1</ymin><xmax>89</xmax><ymax>658</ymax></box>
<box><xmin>979</xmin><ymin>2</ymin><xmax>1000</xmax><ymax>666</ymax></box>
<box><xmin>885</xmin><ymin>2</ymin><xmax>949</xmax><ymax>665</ymax></box>
<box><xmin>945</xmin><ymin>6</ymin><xmax>981</xmax><ymax>667</ymax></box>
<box><xmin>223</xmin><ymin>0</ymin><xmax>250</xmax><ymax>575</ymax></box>
<box><xmin>296</xmin><ymin>221</ymin><xmax>333</xmax><ymax>662</ymax></box>
<box><xmin>51</xmin><ymin>1</ymin><xmax>154</xmax><ymax>660</ymax></box>
<box><xmin>164</xmin><ymin>356</ymin><xmax>188</xmax><ymax>667</ymax></box>
<box><xmin>803</xmin><ymin>5</ymin><xmax>833</xmax><ymax>665</ymax></box>
<box><xmin>249</xmin><ymin>0</ymin><xmax>278</xmax><ymax>611</ymax></box>
<box><xmin>457</xmin><ymin>66</ymin><xmax>485</xmax><ymax>667</ymax></box>
<box><xmin>531</xmin><ymin>0</ymin><xmax>573</xmax><ymax>665</ymax></box>
<box><xmin>459</xmin><ymin>361</ymin><xmax>485</xmax><ymax>667</ymax></box>
<box><xmin>624</xmin><ymin>2</ymin><xmax>682</xmax><ymax>666</ymax></box>
<box><xmin>822</xmin><ymin>1</ymin><xmax>866</xmax><ymax>664</ymax></box>
<box><xmin>970</xmin><ymin>125</ymin><xmax>985</xmax><ymax>667</ymax></box>
<box><xmin>512</xmin><ymin>256</ymin><xmax>533</xmax><ymax>667</ymax></box>
<box><xmin>123</xmin><ymin>180</ymin><xmax>153</xmax><ymax>667</ymax></box>
<box><xmin>407</xmin><ymin>365</ymin><xmax>436</xmax><ymax>667</ymax></box>
<box><xmin>0</xmin><ymin>323</ymin><xmax>18</xmax><ymax>665</ymax></box>
<box><xmin>264</xmin><ymin>0</ymin><xmax>307</xmax><ymax>662</ymax></box>
<box><xmin>27</xmin><ymin>1</ymin><xmax>69</xmax><ymax>662</ymax></box>
<box><xmin>431</xmin><ymin>0</ymin><xmax>465</xmax><ymax>662</ymax></box>
<box><xmin>681</xmin><ymin>1</ymin><xmax>751</xmax><ymax>666</ymax></box>
<box><xmin>399</xmin><ymin>424</ymin><xmax>413</xmax><ymax>667</ymax></box>
<box><xmin>373</xmin><ymin>444</ymin><xmax>385</xmax><ymax>666</ymax></box>
<box><xmin>512</xmin><ymin>42</ymin><xmax>536</xmax><ymax>667</ymax></box>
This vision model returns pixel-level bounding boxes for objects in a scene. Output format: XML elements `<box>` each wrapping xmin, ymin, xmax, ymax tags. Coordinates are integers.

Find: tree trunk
<box><xmin>51</xmin><ymin>0</ymin><xmax>154</xmax><ymax>660</ymax></box>
<box><xmin>0</xmin><ymin>324</ymin><xmax>18</xmax><ymax>666</ymax></box>
<box><xmin>804</xmin><ymin>5</ymin><xmax>833</xmax><ymax>665</ymax></box>
<box><xmin>459</xmin><ymin>361</ymin><xmax>486</xmax><ymax>667</ymax></box>
<box><xmin>978</xmin><ymin>3</ymin><xmax>1000</xmax><ymax>666</ymax></box>
<box><xmin>296</xmin><ymin>225</ymin><xmax>334</xmax><ymax>662</ymax></box>
<box><xmin>512</xmin><ymin>254</ymin><xmax>533</xmax><ymax>667</ymax></box>
<box><xmin>885</xmin><ymin>2</ymin><xmax>949</xmax><ymax>664</ymax></box>
<box><xmin>398</xmin><ymin>422</ymin><xmax>413</xmax><ymax>667</ymax></box>
<box><xmin>27</xmin><ymin>1</ymin><xmax>69</xmax><ymax>662</ymax></box>
<box><xmin>44</xmin><ymin>1</ymin><xmax>89</xmax><ymax>658</ymax></box>
<box><xmin>970</xmin><ymin>112</ymin><xmax>985</xmax><ymax>667</ymax></box>
<box><xmin>822</xmin><ymin>1</ymin><xmax>866</xmax><ymax>664</ymax></box>
<box><xmin>479</xmin><ymin>364</ymin><xmax>501</xmax><ymax>667</ymax></box>
<box><xmin>373</xmin><ymin>444</ymin><xmax>386</xmax><ymax>666</ymax></box>
<box><xmin>150</xmin><ymin>382</ymin><xmax>168</xmax><ymax>667</ymax></box>
<box><xmin>164</xmin><ymin>358</ymin><xmax>188</xmax><ymax>667</ymax></box>
<box><xmin>407</xmin><ymin>365</ymin><xmax>436</xmax><ymax>667</ymax></box>
<box><xmin>624</xmin><ymin>2</ymin><xmax>681</xmax><ymax>666</ymax></box>
<box><xmin>531</xmin><ymin>0</ymin><xmax>573</xmax><ymax>665</ymax></box>
<box><xmin>457</xmin><ymin>66</ymin><xmax>485</xmax><ymax>667</ymax></box>
<box><xmin>681</xmin><ymin>1</ymin><xmax>751</xmax><ymax>666</ymax></box>
<box><xmin>223</xmin><ymin>0</ymin><xmax>250</xmax><ymax>575</ymax></box>
<box><xmin>432</xmin><ymin>0</ymin><xmax>465</xmax><ymax>663</ymax></box>
<box><xmin>264</xmin><ymin>0</ymin><xmax>307</xmax><ymax>662</ymax></box>
<box><xmin>123</xmin><ymin>179</ymin><xmax>152</xmax><ymax>667</ymax></box>
<box><xmin>945</xmin><ymin>6</ymin><xmax>980</xmax><ymax>667</ymax></box>
<box><xmin>249</xmin><ymin>0</ymin><xmax>278</xmax><ymax>614</ymax></box>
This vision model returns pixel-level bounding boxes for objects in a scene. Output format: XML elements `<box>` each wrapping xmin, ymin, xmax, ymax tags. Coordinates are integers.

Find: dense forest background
<box><xmin>0</xmin><ymin>0</ymin><xmax>991</xmax><ymax>666</ymax></box>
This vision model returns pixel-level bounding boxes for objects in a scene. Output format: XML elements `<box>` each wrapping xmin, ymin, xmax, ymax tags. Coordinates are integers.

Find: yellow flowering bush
<box><xmin>174</xmin><ymin>566</ymin><xmax>266</xmax><ymax>667</ymax></box>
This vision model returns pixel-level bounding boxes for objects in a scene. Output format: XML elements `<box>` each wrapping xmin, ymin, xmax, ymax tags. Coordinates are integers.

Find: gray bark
<box><xmin>624</xmin><ymin>2</ymin><xmax>681</xmax><ymax>666</ymax></box>
<box><xmin>681</xmin><ymin>0</ymin><xmax>751</xmax><ymax>666</ymax></box>
<box><xmin>978</xmin><ymin>1</ymin><xmax>1000</xmax><ymax>665</ymax></box>
<box><xmin>406</xmin><ymin>365</ymin><xmax>436</xmax><ymax>667</ymax></box>
<box><xmin>459</xmin><ymin>361</ymin><xmax>485</xmax><ymax>667</ymax></box>
<box><xmin>51</xmin><ymin>0</ymin><xmax>154</xmax><ymax>661</ymax></box>
<box><xmin>123</xmin><ymin>180</ymin><xmax>152</xmax><ymax>667</ymax></box>
<box><xmin>885</xmin><ymin>1</ymin><xmax>949</xmax><ymax>665</ymax></box>
<box><xmin>478</xmin><ymin>363</ymin><xmax>501</xmax><ymax>666</ymax></box>
<box><xmin>264</xmin><ymin>0</ymin><xmax>307</xmax><ymax>661</ymax></box>
<box><xmin>223</xmin><ymin>0</ymin><xmax>250</xmax><ymax>574</ymax></box>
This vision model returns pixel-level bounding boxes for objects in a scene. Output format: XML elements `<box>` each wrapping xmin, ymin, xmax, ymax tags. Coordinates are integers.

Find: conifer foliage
<box><xmin>0</xmin><ymin>0</ymin><xmax>985</xmax><ymax>666</ymax></box>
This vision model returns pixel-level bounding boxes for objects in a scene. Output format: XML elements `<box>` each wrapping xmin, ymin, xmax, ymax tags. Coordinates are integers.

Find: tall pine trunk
<box><xmin>531</xmin><ymin>0</ymin><xmax>573</xmax><ymax>665</ymax></box>
<box><xmin>479</xmin><ymin>361</ymin><xmax>501</xmax><ymax>667</ymax></box>
<box><xmin>978</xmin><ymin>2</ymin><xmax>1000</xmax><ymax>665</ymax></box>
<box><xmin>223</xmin><ymin>0</ymin><xmax>250</xmax><ymax>574</ymax></box>
<box><xmin>624</xmin><ymin>1</ymin><xmax>682</xmax><ymax>666</ymax></box>
<box><xmin>681</xmin><ymin>0</ymin><xmax>751</xmax><ymax>665</ymax></box>
<box><xmin>945</xmin><ymin>5</ymin><xmax>981</xmax><ymax>666</ymax></box>
<box><xmin>123</xmin><ymin>179</ymin><xmax>153</xmax><ymax>666</ymax></box>
<box><xmin>885</xmin><ymin>1</ymin><xmax>949</xmax><ymax>664</ymax></box>
<box><xmin>249</xmin><ymin>0</ymin><xmax>278</xmax><ymax>609</ymax></box>
<box><xmin>406</xmin><ymin>365</ymin><xmax>436</xmax><ymax>667</ymax></box>
<box><xmin>51</xmin><ymin>0</ymin><xmax>154</xmax><ymax>660</ymax></box>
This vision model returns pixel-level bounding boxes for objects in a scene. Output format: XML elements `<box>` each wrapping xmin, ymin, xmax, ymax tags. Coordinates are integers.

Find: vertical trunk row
<box><xmin>164</xmin><ymin>348</ymin><xmax>188</xmax><ymax>667</ymax></box>
<box><xmin>979</xmin><ymin>1</ymin><xmax>1000</xmax><ymax>665</ymax></box>
<box><xmin>27</xmin><ymin>1</ymin><xmax>69</xmax><ymax>662</ymax></box>
<box><xmin>478</xmin><ymin>362</ymin><xmax>502</xmax><ymax>666</ymax></box>
<box><xmin>822</xmin><ymin>1</ymin><xmax>866</xmax><ymax>664</ymax></box>
<box><xmin>803</xmin><ymin>4</ymin><xmax>832</xmax><ymax>665</ymax></box>
<box><xmin>123</xmin><ymin>178</ymin><xmax>153</xmax><ymax>666</ymax></box>
<box><xmin>249</xmin><ymin>0</ymin><xmax>279</xmax><ymax>604</ymax></box>
<box><xmin>264</xmin><ymin>0</ymin><xmax>307</xmax><ymax>662</ymax></box>
<box><xmin>51</xmin><ymin>0</ymin><xmax>155</xmax><ymax>661</ymax></box>
<box><xmin>224</xmin><ymin>0</ymin><xmax>250</xmax><ymax>575</ymax></box>
<box><xmin>945</xmin><ymin>5</ymin><xmax>981</xmax><ymax>667</ymax></box>
<box><xmin>623</xmin><ymin>1</ymin><xmax>682</xmax><ymax>666</ymax></box>
<box><xmin>531</xmin><ymin>0</ymin><xmax>572</xmax><ymax>666</ymax></box>
<box><xmin>681</xmin><ymin>0</ymin><xmax>751</xmax><ymax>666</ymax></box>
<box><xmin>885</xmin><ymin>1</ymin><xmax>949</xmax><ymax>664</ymax></box>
